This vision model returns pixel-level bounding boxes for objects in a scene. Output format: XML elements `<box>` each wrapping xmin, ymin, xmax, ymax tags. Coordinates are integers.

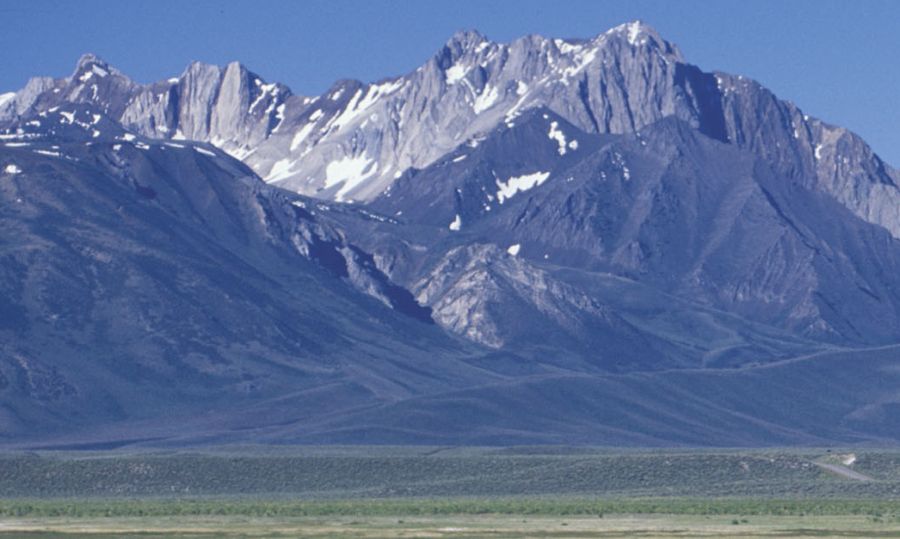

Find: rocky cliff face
<box><xmin>244</xmin><ymin>22</ymin><xmax>698</xmax><ymax>201</ymax></box>
<box><xmin>1</xmin><ymin>54</ymin><xmax>293</xmax><ymax>168</ymax></box>
<box><xmin>3</xmin><ymin>22</ymin><xmax>898</xmax><ymax>241</ymax></box>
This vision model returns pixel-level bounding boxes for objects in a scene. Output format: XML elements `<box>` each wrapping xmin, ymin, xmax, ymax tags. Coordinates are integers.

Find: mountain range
<box><xmin>2</xmin><ymin>21</ymin><xmax>900</xmax><ymax>448</ymax></box>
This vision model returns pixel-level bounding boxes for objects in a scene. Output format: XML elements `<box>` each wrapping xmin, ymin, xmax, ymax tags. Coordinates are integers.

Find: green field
<box><xmin>1</xmin><ymin>447</ymin><xmax>900</xmax><ymax>537</ymax></box>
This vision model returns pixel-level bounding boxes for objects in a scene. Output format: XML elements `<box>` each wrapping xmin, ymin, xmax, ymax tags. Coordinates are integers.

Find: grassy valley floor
<box><xmin>1</xmin><ymin>447</ymin><xmax>899</xmax><ymax>537</ymax></box>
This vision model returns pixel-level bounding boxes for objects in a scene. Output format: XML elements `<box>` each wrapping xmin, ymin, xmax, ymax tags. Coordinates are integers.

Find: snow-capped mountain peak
<box><xmin>2</xmin><ymin>22</ymin><xmax>899</xmax><ymax>244</ymax></box>
<box><xmin>73</xmin><ymin>53</ymin><xmax>112</xmax><ymax>78</ymax></box>
<box><xmin>244</xmin><ymin>21</ymin><xmax>696</xmax><ymax>201</ymax></box>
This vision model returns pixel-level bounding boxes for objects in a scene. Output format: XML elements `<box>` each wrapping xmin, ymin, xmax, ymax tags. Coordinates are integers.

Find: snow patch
<box><xmin>324</xmin><ymin>87</ymin><xmax>382</xmax><ymax>133</ymax></box>
<box><xmin>325</xmin><ymin>153</ymin><xmax>378</xmax><ymax>202</ymax></box>
<box><xmin>548</xmin><ymin>121</ymin><xmax>569</xmax><ymax>155</ymax></box>
<box><xmin>613</xmin><ymin>152</ymin><xmax>630</xmax><ymax>180</ymax></box>
<box><xmin>496</xmin><ymin>171</ymin><xmax>550</xmax><ymax>204</ymax></box>
<box><xmin>273</xmin><ymin>103</ymin><xmax>287</xmax><ymax>131</ymax></box>
<box><xmin>605</xmin><ymin>21</ymin><xmax>650</xmax><ymax>47</ymax></box>
<box><xmin>356</xmin><ymin>208</ymin><xmax>393</xmax><ymax>223</ymax></box>
<box><xmin>194</xmin><ymin>147</ymin><xmax>216</xmax><ymax>157</ymax></box>
<box><xmin>4</xmin><ymin>164</ymin><xmax>22</xmax><ymax>174</ymax></box>
<box><xmin>370</xmin><ymin>78</ymin><xmax>404</xmax><ymax>96</ymax></box>
<box><xmin>267</xmin><ymin>157</ymin><xmax>300</xmax><ymax>182</ymax></box>
<box><xmin>249</xmin><ymin>81</ymin><xmax>279</xmax><ymax>113</ymax></box>
<box><xmin>560</xmin><ymin>47</ymin><xmax>597</xmax><ymax>81</ymax></box>
<box><xmin>59</xmin><ymin>111</ymin><xmax>75</xmax><ymax>124</ymax></box>
<box><xmin>473</xmin><ymin>85</ymin><xmax>499</xmax><ymax>114</ymax></box>
<box><xmin>815</xmin><ymin>144</ymin><xmax>824</xmax><ymax>160</ymax></box>
<box><xmin>449</xmin><ymin>214</ymin><xmax>462</xmax><ymax>231</ymax></box>
<box><xmin>507</xmin><ymin>244</ymin><xmax>521</xmax><ymax>256</ymax></box>
<box><xmin>445</xmin><ymin>63</ymin><xmax>469</xmax><ymax>84</ymax></box>
<box><xmin>290</xmin><ymin>121</ymin><xmax>316</xmax><ymax>151</ymax></box>
<box><xmin>0</xmin><ymin>93</ymin><xmax>15</xmax><ymax>107</ymax></box>
<box><xmin>626</xmin><ymin>21</ymin><xmax>642</xmax><ymax>45</ymax></box>
<box><xmin>349</xmin><ymin>84</ymin><xmax>392</xmax><ymax>118</ymax></box>
<box><xmin>556</xmin><ymin>39</ymin><xmax>584</xmax><ymax>55</ymax></box>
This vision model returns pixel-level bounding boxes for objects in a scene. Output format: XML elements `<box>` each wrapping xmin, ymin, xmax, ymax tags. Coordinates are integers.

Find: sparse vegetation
<box><xmin>0</xmin><ymin>496</ymin><xmax>899</xmax><ymax>518</ymax></box>
<box><xmin>2</xmin><ymin>448</ymin><xmax>900</xmax><ymax>499</ymax></box>
<box><xmin>1</xmin><ymin>448</ymin><xmax>899</xmax><ymax>537</ymax></box>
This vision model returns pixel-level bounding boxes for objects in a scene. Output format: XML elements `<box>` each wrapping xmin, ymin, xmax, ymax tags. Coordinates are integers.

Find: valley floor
<box><xmin>2</xmin><ymin>448</ymin><xmax>900</xmax><ymax>537</ymax></box>
<box><xmin>2</xmin><ymin>513</ymin><xmax>900</xmax><ymax>538</ymax></box>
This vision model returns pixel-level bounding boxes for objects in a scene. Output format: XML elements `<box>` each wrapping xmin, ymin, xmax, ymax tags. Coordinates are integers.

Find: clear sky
<box><xmin>2</xmin><ymin>0</ymin><xmax>898</xmax><ymax>165</ymax></box>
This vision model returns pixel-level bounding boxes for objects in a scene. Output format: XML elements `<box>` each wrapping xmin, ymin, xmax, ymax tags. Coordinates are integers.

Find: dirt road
<box><xmin>814</xmin><ymin>462</ymin><xmax>874</xmax><ymax>481</ymax></box>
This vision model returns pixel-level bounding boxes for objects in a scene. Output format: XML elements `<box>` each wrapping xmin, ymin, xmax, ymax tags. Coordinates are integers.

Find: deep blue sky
<box><xmin>2</xmin><ymin>0</ymin><xmax>898</xmax><ymax>165</ymax></box>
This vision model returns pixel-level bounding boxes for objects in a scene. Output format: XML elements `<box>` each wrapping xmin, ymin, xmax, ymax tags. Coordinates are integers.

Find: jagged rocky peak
<box><xmin>219</xmin><ymin>60</ymin><xmax>291</xmax><ymax>102</ymax></box>
<box><xmin>73</xmin><ymin>53</ymin><xmax>114</xmax><ymax>78</ymax></box>
<box><xmin>180</xmin><ymin>60</ymin><xmax>224</xmax><ymax>83</ymax></box>
<box><xmin>0</xmin><ymin>53</ymin><xmax>127</xmax><ymax>122</ymax></box>
<box><xmin>212</xmin><ymin>61</ymin><xmax>291</xmax><ymax>127</ymax></box>
<box><xmin>174</xmin><ymin>59</ymin><xmax>291</xmax><ymax>110</ymax></box>
<box><xmin>1</xmin><ymin>77</ymin><xmax>53</xmax><ymax>117</ymax></box>
<box><xmin>251</xmin><ymin>20</ymin><xmax>705</xmax><ymax>202</ymax></box>
<box><xmin>601</xmin><ymin>20</ymin><xmax>682</xmax><ymax>58</ymax></box>
<box><xmin>320</xmin><ymin>78</ymin><xmax>365</xmax><ymax>104</ymax></box>
<box><xmin>112</xmin><ymin>58</ymin><xmax>293</xmax><ymax>157</ymax></box>
<box><xmin>432</xmin><ymin>20</ymin><xmax>680</xmax><ymax>87</ymax></box>
<box><xmin>439</xmin><ymin>29</ymin><xmax>490</xmax><ymax>61</ymax></box>
<box><xmin>68</xmin><ymin>52</ymin><xmax>134</xmax><ymax>90</ymax></box>
<box><xmin>430</xmin><ymin>29</ymin><xmax>497</xmax><ymax>87</ymax></box>
<box><xmin>4</xmin><ymin>22</ymin><xmax>898</xmax><ymax>245</ymax></box>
